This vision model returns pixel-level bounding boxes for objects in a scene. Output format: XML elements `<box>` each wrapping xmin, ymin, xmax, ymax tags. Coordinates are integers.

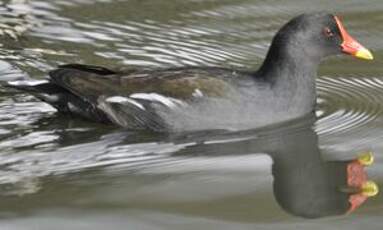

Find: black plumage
<box><xmin>5</xmin><ymin>13</ymin><xmax>372</xmax><ymax>131</ymax></box>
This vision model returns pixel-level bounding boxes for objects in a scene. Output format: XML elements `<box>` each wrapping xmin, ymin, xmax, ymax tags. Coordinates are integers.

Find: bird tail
<box><xmin>3</xmin><ymin>79</ymin><xmax>110</xmax><ymax>123</ymax></box>
<box><xmin>4</xmin><ymin>79</ymin><xmax>68</xmax><ymax>103</ymax></box>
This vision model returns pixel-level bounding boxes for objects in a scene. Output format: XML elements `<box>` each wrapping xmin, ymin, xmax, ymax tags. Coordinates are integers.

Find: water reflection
<box><xmin>0</xmin><ymin>114</ymin><xmax>376</xmax><ymax>220</ymax></box>
<box><xmin>0</xmin><ymin>0</ymin><xmax>382</xmax><ymax>228</ymax></box>
<box><xmin>265</xmin><ymin>118</ymin><xmax>375</xmax><ymax>218</ymax></box>
<box><xmin>171</xmin><ymin>115</ymin><xmax>377</xmax><ymax>218</ymax></box>
<box><xmin>0</xmin><ymin>0</ymin><xmax>37</xmax><ymax>40</ymax></box>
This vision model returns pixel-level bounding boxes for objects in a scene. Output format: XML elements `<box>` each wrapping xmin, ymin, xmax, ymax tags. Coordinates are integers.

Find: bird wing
<box><xmin>48</xmin><ymin>64</ymin><xmax>236</xmax><ymax>130</ymax></box>
<box><xmin>49</xmin><ymin>64</ymin><xmax>234</xmax><ymax>102</ymax></box>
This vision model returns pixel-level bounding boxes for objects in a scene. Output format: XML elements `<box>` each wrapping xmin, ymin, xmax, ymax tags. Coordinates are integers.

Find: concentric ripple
<box><xmin>316</xmin><ymin>75</ymin><xmax>383</xmax><ymax>136</ymax></box>
<box><xmin>0</xmin><ymin>0</ymin><xmax>382</xmax><ymax>203</ymax></box>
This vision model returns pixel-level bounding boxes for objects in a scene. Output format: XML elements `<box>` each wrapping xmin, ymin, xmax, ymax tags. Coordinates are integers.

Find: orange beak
<box><xmin>334</xmin><ymin>16</ymin><xmax>374</xmax><ymax>60</ymax></box>
<box><xmin>344</xmin><ymin>155</ymin><xmax>378</xmax><ymax>213</ymax></box>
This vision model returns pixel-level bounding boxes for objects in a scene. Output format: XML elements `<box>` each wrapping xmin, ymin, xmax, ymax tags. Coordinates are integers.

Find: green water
<box><xmin>0</xmin><ymin>0</ymin><xmax>382</xmax><ymax>229</ymax></box>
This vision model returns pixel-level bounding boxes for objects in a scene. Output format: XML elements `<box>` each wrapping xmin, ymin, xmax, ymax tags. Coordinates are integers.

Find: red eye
<box><xmin>323</xmin><ymin>27</ymin><xmax>334</xmax><ymax>37</ymax></box>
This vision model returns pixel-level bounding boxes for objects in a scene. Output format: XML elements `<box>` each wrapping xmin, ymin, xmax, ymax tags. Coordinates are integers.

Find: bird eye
<box><xmin>323</xmin><ymin>27</ymin><xmax>334</xmax><ymax>37</ymax></box>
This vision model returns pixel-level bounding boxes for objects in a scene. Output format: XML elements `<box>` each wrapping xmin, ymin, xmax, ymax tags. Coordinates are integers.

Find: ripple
<box><xmin>0</xmin><ymin>0</ymin><xmax>383</xmax><ymax>199</ymax></box>
<box><xmin>0</xmin><ymin>130</ymin><xmax>198</xmax><ymax>196</ymax></box>
<box><xmin>0</xmin><ymin>0</ymin><xmax>41</xmax><ymax>40</ymax></box>
<box><xmin>316</xmin><ymin>75</ymin><xmax>383</xmax><ymax>136</ymax></box>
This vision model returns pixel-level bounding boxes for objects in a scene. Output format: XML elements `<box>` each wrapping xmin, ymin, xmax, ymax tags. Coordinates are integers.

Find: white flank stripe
<box><xmin>8</xmin><ymin>80</ymin><xmax>49</xmax><ymax>86</ymax></box>
<box><xmin>106</xmin><ymin>96</ymin><xmax>128</xmax><ymax>103</ymax></box>
<box><xmin>130</xmin><ymin>93</ymin><xmax>179</xmax><ymax>108</ymax></box>
<box><xmin>171</xmin><ymin>98</ymin><xmax>187</xmax><ymax>107</ymax></box>
<box><xmin>106</xmin><ymin>96</ymin><xmax>145</xmax><ymax>110</ymax></box>
<box><xmin>40</xmin><ymin>93</ymin><xmax>59</xmax><ymax>102</ymax></box>
<box><xmin>192</xmin><ymin>89</ymin><xmax>203</xmax><ymax>98</ymax></box>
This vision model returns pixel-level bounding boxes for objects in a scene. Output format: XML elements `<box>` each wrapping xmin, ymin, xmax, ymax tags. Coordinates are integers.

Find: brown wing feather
<box><xmin>49</xmin><ymin>65</ymin><xmax>235</xmax><ymax>102</ymax></box>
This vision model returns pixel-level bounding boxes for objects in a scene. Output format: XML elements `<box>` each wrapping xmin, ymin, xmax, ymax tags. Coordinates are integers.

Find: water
<box><xmin>0</xmin><ymin>0</ymin><xmax>382</xmax><ymax>229</ymax></box>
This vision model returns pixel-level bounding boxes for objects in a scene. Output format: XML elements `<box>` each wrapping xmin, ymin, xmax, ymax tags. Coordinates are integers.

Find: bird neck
<box><xmin>255</xmin><ymin>42</ymin><xmax>320</xmax><ymax>113</ymax></box>
<box><xmin>257</xmin><ymin>41</ymin><xmax>320</xmax><ymax>83</ymax></box>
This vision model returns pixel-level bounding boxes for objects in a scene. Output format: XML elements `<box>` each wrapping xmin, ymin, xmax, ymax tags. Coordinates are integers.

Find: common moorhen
<box><xmin>7</xmin><ymin>13</ymin><xmax>373</xmax><ymax>131</ymax></box>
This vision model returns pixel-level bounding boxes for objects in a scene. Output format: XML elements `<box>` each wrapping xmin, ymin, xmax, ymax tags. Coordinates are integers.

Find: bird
<box><xmin>6</xmin><ymin>12</ymin><xmax>373</xmax><ymax>132</ymax></box>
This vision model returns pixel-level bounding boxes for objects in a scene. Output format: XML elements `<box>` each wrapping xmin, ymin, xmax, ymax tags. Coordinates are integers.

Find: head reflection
<box><xmin>257</xmin><ymin>115</ymin><xmax>377</xmax><ymax>218</ymax></box>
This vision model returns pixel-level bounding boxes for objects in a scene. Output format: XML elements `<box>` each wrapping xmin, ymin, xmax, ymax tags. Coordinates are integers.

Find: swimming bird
<box><xmin>6</xmin><ymin>13</ymin><xmax>373</xmax><ymax>131</ymax></box>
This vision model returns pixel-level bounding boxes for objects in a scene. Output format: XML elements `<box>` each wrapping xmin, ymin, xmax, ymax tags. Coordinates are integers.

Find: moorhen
<box><xmin>7</xmin><ymin>13</ymin><xmax>373</xmax><ymax>131</ymax></box>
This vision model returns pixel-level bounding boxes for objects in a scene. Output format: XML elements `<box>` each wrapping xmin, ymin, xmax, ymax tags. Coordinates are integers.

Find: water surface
<box><xmin>0</xmin><ymin>0</ymin><xmax>382</xmax><ymax>229</ymax></box>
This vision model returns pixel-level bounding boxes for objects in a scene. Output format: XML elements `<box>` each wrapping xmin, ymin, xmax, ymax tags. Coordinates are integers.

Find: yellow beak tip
<box><xmin>358</xmin><ymin>151</ymin><xmax>374</xmax><ymax>166</ymax></box>
<box><xmin>362</xmin><ymin>181</ymin><xmax>379</xmax><ymax>197</ymax></box>
<box><xmin>355</xmin><ymin>49</ymin><xmax>374</xmax><ymax>60</ymax></box>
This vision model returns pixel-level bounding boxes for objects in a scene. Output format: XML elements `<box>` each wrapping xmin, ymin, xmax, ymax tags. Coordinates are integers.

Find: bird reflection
<box><xmin>171</xmin><ymin>114</ymin><xmax>378</xmax><ymax>218</ymax></box>
<box><xmin>0</xmin><ymin>113</ymin><xmax>377</xmax><ymax>220</ymax></box>
<box><xmin>262</xmin><ymin>116</ymin><xmax>377</xmax><ymax>218</ymax></box>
